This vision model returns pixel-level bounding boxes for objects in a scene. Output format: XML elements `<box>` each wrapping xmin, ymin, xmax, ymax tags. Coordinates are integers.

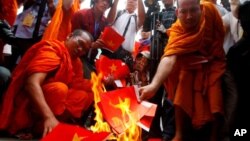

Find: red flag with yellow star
<box><xmin>101</xmin><ymin>26</ymin><xmax>125</xmax><ymax>52</ymax></box>
<box><xmin>98</xmin><ymin>85</ymin><xmax>157</xmax><ymax>134</ymax></box>
<box><xmin>95</xmin><ymin>55</ymin><xmax>130</xmax><ymax>86</ymax></box>
<box><xmin>41</xmin><ymin>123</ymin><xmax>110</xmax><ymax>141</ymax></box>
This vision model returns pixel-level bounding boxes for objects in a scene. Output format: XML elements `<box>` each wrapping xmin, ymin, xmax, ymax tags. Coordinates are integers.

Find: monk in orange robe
<box><xmin>139</xmin><ymin>0</ymin><xmax>225</xmax><ymax>141</ymax></box>
<box><xmin>0</xmin><ymin>29</ymin><xmax>94</xmax><ymax>138</ymax></box>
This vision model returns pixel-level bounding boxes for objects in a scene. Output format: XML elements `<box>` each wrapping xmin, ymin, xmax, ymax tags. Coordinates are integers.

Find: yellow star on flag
<box><xmin>107</xmin><ymin>40</ymin><xmax>115</xmax><ymax>47</ymax></box>
<box><xmin>109</xmin><ymin>63</ymin><xmax>117</xmax><ymax>73</ymax></box>
<box><xmin>72</xmin><ymin>133</ymin><xmax>86</xmax><ymax>141</ymax></box>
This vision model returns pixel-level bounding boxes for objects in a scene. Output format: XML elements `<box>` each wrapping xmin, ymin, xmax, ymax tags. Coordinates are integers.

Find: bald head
<box><xmin>66</xmin><ymin>29</ymin><xmax>93</xmax><ymax>59</ymax></box>
<box><xmin>176</xmin><ymin>0</ymin><xmax>201</xmax><ymax>31</ymax></box>
<box><xmin>70</xmin><ymin>29</ymin><xmax>93</xmax><ymax>42</ymax></box>
<box><xmin>176</xmin><ymin>0</ymin><xmax>200</xmax><ymax>7</ymax></box>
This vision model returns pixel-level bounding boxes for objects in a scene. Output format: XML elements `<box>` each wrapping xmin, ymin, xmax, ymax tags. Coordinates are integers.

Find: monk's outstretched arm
<box><xmin>25</xmin><ymin>72</ymin><xmax>59</xmax><ymax>137</ymax></box>
<box><xmin>139</xmin><ymin>55</ymin><xmax>176</xmax><ymax>101</ymax></box>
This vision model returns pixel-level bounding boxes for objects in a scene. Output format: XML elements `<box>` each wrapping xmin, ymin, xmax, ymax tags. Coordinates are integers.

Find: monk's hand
<box><xmin>91</xmin><ymin>38</ymin><xmax>105</xmax><ymax>49</ymax></box>
<box><xmin>138</xmin><ymin>83</ymin><xmax>157</xmax><ymax>101</ymax></box>
<box><xmin>43</xmin><ymin>116</ymin><xmax>59</xmax><ymax>137</ymax></box>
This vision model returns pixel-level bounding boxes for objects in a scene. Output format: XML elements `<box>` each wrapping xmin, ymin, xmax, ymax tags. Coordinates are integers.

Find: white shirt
<box><xmin>112</xmin><ymin>10</ymin><xmax>137</xmax><ymax>53</ymax></box>
<box><xmin>222</xmin><ymin>12</ymin><xmax>243</xmax><ymax>54</ymax></box>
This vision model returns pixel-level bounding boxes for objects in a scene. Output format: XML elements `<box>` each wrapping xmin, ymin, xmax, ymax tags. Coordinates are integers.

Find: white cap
<box><xmin>139</xmin><ymin>51</ymin><xmax>150</xmax><ymax>59</ymax></box>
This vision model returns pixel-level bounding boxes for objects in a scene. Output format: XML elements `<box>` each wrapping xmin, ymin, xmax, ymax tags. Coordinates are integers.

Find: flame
<box><xmin>90</xmin><ymin>72</ymin><xmax>111</xmax><ymax>132</ymax></box>
<box><xmin>113</xmin><ymin>98</ymin><xmax>142</xmax><ymax>141</ymax></box>
<box><xmin>90</xmin><ymin>72</ymin><xmax>142</xmax><ymax>141</ymax></box>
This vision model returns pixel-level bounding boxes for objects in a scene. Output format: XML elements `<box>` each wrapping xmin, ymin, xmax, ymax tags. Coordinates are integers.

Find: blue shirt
<box><xmin>161</xmin><ymin>7</ymin><xmax>176</xmax><ymax>30</ymax></box>
<box><xmin>13</xmin><ymin>0</ymin><xmax>58</xmax><ymax>39</ymax></box>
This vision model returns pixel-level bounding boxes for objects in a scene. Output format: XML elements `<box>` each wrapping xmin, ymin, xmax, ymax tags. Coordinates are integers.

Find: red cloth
<box><xmin>0</xmin><ymin>40</ymin><xmax>93</xmax><ymax>134</ymax></box>
<box><xmin>41</xmin><ymin>123</ymin><xmax>110</xmax><ymax>141</ymax></box>
<box><xmin>0</xmin><ymin>0</ymin><xmax>17</xmax><ymax>26</ymax></box>
<box><xmin>101</xmin><ymin>26</ymin><xmax>125</xmax><ymax>52</ymax></box>
<box><xmin>0</xmin><ymin>0</ymin><xmax>18</xmax><ymax>60</ymax></box>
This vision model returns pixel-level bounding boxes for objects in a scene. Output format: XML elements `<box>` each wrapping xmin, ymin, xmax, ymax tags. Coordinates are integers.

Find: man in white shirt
<box><xmin>102</xmin><ymin>0</ymin><xmax>145</xmax><ymax>70</ymax></box>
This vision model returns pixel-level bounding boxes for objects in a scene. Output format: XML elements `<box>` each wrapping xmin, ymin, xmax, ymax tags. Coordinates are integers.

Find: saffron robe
<box><xmin>0</xmin><ymin>40</ymin><xmax>93</xmax><ymax>134</ymax></box>
<box><xmin>42</xmin><ymin>0</ymin><xmax>80</xmax><ymax>41</ymax></box>
<box><xmin>163</xmin><ymin>1</ymin><xmax>226</xmax><ymax>128</ymax></box>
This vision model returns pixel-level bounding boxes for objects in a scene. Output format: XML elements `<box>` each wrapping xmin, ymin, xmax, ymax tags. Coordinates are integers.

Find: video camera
<box><xmin>144</xmin><ymin>0</ymin><xmax>160</xmax><ymax>13</ymax></box>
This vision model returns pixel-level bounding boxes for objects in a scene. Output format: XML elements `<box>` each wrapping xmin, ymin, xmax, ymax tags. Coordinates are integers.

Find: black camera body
<box><xmin>144</xmin><ymin>0</ymin><xmax>161</xmax><ymax>12</ymax></box>
<box><xmin>0</xmin><ymin>20</ymin><xmax>16</xmax><ymax>45</ymax></box>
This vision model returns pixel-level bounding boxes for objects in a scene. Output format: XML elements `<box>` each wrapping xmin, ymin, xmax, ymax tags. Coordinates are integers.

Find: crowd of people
<box><xmin>0</xmin><ymin>0</ymin><xmax>249</xmax><ymax>140</ymax></box>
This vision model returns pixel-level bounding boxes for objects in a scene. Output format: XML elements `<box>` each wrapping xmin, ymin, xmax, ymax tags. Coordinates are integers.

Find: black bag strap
<box><xmin>112</xmin><ymin>10</ymin><xmax>137</xmax><ymax>37</ymax></box>
<box><xmin>113</xmin><ymin>10</ymin><xmax>126</xmax><ymax>25</ymax></box>
<box><xmin>33</xmin><ymin>0</ymin><xmax>47</xmax><ymax>38</ymax></box>
<box><xmin>123</xmin><ymin>16</ymin><xmax>132</xmax><ymax>37</ymax></box>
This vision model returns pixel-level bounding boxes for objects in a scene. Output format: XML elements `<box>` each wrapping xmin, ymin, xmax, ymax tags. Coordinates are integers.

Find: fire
<box><xmin>90</xmin><ymin>72</ymin><xmax>142</xmax><ymax>141</ymax></box>
<box><xmin>113</xmin><ymin>98</ymin><xmax>142</xmax><ymax>141</ymax></box>
<box><xmin>90</xmin><ymin>72</ymin><xmax>111</xmax><ymax>133</ymax></box>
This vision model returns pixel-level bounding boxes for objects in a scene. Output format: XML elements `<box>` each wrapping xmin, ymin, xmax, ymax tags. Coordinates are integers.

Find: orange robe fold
<box><xmin>42</xmin><ymin>0</ymin><xmax>80</xmax><ymax>41</ymax></box>
<box><xmin>0</xmin><ymin>0</ymin><xmax>18</xmax><ymax>26</ymax></box>
<box><xmin>163</xmin><ymin>1</ymin><xmax>226</xmax><ymax>128</ymax></box>
<box><xmin>0</xmin><ymin>40</ymin><xmax>93</xmax><ymax>134</ymax></box>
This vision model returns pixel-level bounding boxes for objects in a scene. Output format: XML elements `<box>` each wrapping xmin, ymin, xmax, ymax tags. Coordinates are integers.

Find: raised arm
<box><xmin>62</xmin><ymin>0</ymin><xmax>76</xmax><ymax>10</ymax></box>
<box><xmin>139</xmin><ymin>55</ymin><xmax>176</xmax><ymax>100</ymax></box>
<box><xmin>137</xmin><ymin>0</ymin><xmax>146</xmax><ymax>28</ymax></box>
<box><xmin>47</xmin><ymin>0</ymin><xmax>56</xmax><ymax>16</ymax></box>
<box><xmin>25</xmin><ymin>72</ymin><xmax>59</xmax><ymax>137</ymax></box>
<box><xmin>107</xmin><ymin>0</ymin><xmax>119</xmax><ymax>24</ymax></box>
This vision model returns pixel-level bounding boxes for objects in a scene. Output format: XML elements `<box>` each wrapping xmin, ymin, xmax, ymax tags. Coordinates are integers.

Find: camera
<box><xmin>144</xmin><ymin>0</ymin><xmax>160</xmax><ymax>12</ymax></box>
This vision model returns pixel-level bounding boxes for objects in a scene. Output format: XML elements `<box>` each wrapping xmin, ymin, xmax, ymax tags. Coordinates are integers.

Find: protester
<box><xmin>71</xmin><ymin>0</ymin><xmax>118</xmax><ymax>79</ymax></box>
<box><xmin>102</xmin><ymin>0</ymin><xmax>146</xmax><ymax>70</ymax></box>
<box><xmin>220</xmin><ymin>0</ymin><xmax>243</xmax><ymax>140</ymax></box>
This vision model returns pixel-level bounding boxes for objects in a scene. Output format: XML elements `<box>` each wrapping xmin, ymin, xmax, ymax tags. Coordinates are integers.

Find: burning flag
<box><xmin>97</xmin><ymin>85</ymin><xmax>157</xmax><ymax>134</ymax></box>
<box><xmin>41</xmin><ymin>123</ymin><xmax>111</xmax><ymax>141</ymax></box>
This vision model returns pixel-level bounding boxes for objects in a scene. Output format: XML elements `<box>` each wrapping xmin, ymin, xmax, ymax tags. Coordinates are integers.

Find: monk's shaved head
<box><xmin>70</xmin><ymin>29</ymin><xmax>93</xmax><ymax>42</ymax></box>
<box><xmin>176</xmin><ymin>0</ymin><xmax>200</xmax><ymax>7</ymax></box>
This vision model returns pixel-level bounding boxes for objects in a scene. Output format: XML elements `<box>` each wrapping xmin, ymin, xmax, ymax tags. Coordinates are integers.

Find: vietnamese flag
<box><xmin>41</xmin><ymin>123</ymin><xmax>111</xmax><ymax>141</ymax></box>
<box><xmin>98</xmin><ymin>85</ymin><xmax>157</xmax><ymax>134</ymax></box>
<box><xmin>95</xmin><ymin>55</ymin><xmax>130</xmax><ymax>85</ymax></box>
<box><xmin>101</xmin><ymin>26</ymin><xmax>125</xmax><ymax>52</ymax></box>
